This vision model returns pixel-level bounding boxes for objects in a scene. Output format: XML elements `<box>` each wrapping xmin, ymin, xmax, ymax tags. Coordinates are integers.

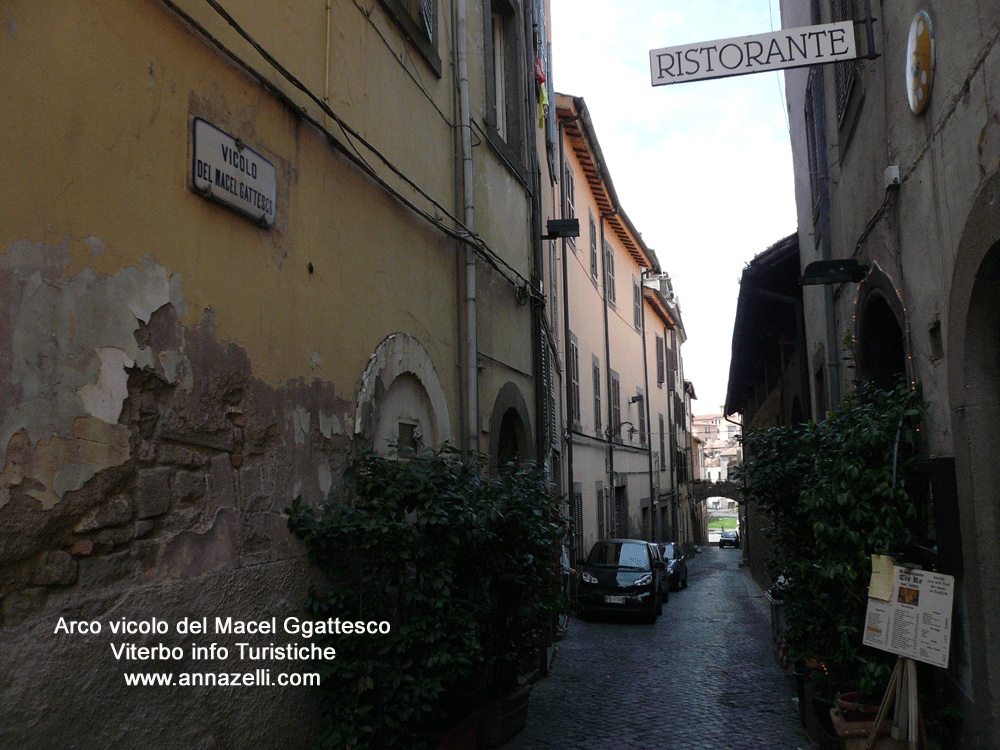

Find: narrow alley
<box><xmin>507</xmin><ymin>545</ymin><xmax>810</xmax><ymax>750</ymax></box>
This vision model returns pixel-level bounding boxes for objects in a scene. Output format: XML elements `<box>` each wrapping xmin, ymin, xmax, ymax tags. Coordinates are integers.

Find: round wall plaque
<box><xmin>906</xmin><ymin>11</ymin><xmax>935</xmax><ymax>115</ymax></box>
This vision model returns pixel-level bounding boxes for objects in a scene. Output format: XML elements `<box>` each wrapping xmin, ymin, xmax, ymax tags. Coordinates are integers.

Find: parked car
<box><xmin>657</xmin><ymin>542</ymin><xmax>688</xmax><ymax>590</ymax></box>
<box><xmin>649</xmin><ymin>543</ymin><xmax>670</xmax><ymax>603</ymax></box>
<box><xmin>719</xmin><ymin>529</ymin><xmax>740</xmax><ymax>548</ymax></box>
<box><xmin>577</xmin><ymin>539</ymin><xmax>665</xmax><ymax>623</ymax></box>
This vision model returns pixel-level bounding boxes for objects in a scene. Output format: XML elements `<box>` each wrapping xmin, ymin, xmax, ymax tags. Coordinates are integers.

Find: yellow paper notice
<box><xmin>869</xmin><ymin>554</ymin><xmax>894</xmax><ymax>601</ymax></box>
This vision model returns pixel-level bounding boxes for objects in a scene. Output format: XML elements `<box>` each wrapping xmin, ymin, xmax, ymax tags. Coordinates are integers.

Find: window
<box><xmin>397</xmin><ymin>420</ymin><xmax>421</xmax><ymax>455</ymax></box>
<box><xmin>656</xmin><ymin>335</ymin><xmax>665</xmax><ymax>386</ymax></box>
<box><xmin>593</xmin><ymin>356</ymin><xmax>602</xmax><ymax>437</ymax></box>
<box><xmin>485</xmin><ymin>0</ymin><xmax>523</xmax><ymax>161</ymax></box>
<box><xmin>589</xmin><ymin>212</ymin><xmax>598</xmax><ymax>281</ymax></box>
<box><xmin>805</xmin><ymin>68</ymin><xmax>822</xmax><ymax>228</ymax></box>
<box><xmin>563</xmin><ymin>162</ymin><xmax>576</xmax><ymax>252</ymax></box>
<box><xmin>569</xmin><ymin>335</ymin><xmax>581</xmax><ymax>425</ymax></box>
<box><xmin>604</xmin><ymin>241</ymin><xmax>616</xmax><ymax>307</ymax></box>
<box><xmin>378</xmin><ymin>0</ymin><xmax>440</xmax><ymax>76</ymax></box>
<box><xmin>633</xmin><ymin>276</ymin><xmax>642</xmax><ymax>331</ymax></box>
<box><xmin>830</xmin><ymin>0</ymin><xmax>858</xmax><ymax>125</ymax></box>
<box><xmin>611</xmin><ymin>371</ymin><xmax>621</xmax><ymax>443</ymax></box>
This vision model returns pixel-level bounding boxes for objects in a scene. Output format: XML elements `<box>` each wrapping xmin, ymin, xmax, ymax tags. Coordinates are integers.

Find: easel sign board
<box><xmin>863</xmin><ymin>566</ymin><xmax>954</xmax><ymax>668</ymax></box>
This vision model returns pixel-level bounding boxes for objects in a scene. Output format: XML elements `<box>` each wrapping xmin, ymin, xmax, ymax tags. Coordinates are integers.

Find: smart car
<box><xmin>577</xmin><ymin>539</ymin><xmax>665</xmax><ymax>623</ymax></box>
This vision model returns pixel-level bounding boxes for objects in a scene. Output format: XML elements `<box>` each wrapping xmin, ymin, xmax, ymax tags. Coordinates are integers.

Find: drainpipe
<box><xmin>323</xmin><ymin>0</ymin><xmax>332</xmax><ymax>130</ymax></box>
<box><xmin>457</xmin><ymin>0</ymin><xmax>478</xmax><ymax>453</ymax></box>
<box><xmin>600</xmin><ymin>212</ymin><xmax>616</xmax><ymax>534</ymax></box>
<box><xmin>666</xmin><ymin>372</ymin><xmax>677</xmax><ymax>542</ymax></box>
<box><xmin>808</xmin><ymin>0</ymin><xmax>840</xmax><ymax>411</ymax></box>
<box><xmin>640</xmin><ymin>270</ymin><xmax>656</xmax><ymax>542</ymax></box>
<box><xmin>558</xmin><ymin>114</ymin><xmax>582</xmax><ymax>561</ymax></box>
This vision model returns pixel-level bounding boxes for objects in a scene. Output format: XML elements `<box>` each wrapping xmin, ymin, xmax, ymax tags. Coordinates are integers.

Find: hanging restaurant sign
<box><xmin>191</xmin><ymin>118</ymin><xmax>277</xmax><ymax>227</ymax></box>
<box><xmin>650</xmin><ymin>21</ymin><xmax>857</xmax><ymax>86</ymax></box>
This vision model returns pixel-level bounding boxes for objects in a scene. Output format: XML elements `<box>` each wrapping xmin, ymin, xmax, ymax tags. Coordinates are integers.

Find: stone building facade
<box><xmin>779</xmin><ymin>1</ymin><xmax>1000</xmax><ymax>745</ymax></box>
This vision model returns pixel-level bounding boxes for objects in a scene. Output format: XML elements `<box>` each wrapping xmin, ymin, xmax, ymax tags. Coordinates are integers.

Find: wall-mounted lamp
<box><xmin>800</xmin><ymin>259</ymin><xmax>869</xmax><ymax>285</ymax></box>
<box><xmin>629</xmin><ymin>395</ymin><xmax>644</xmax><ymax>404</ymax></box>
<box><xmin>607</xmin><ymin>421</ymin><xmax>636</xmax><ymax>439</ymax></box>
<box><xmin>542</xmin><ymin>218</ymin><xmax>581</xmax><ymax>240</ymax></box>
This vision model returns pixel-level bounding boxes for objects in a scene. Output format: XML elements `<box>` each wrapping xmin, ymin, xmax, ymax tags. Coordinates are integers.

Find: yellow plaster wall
<box><xmin>2</xmin><ymin>0</ymin><xmax>460</xmax><ymax>399</ymax></box>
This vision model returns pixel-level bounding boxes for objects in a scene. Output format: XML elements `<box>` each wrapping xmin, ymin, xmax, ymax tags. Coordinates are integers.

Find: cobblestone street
<box><xmin>506</xmin><ymin>545</ymin><xmax>811</xmax><ymax>750</ymax></box>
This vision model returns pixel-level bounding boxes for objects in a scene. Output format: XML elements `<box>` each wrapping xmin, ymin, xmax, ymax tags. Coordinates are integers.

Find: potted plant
<box><xmin>741</xmin><ymin>377</ymin><xmax>929</xmax><ymax>747</ymax></box>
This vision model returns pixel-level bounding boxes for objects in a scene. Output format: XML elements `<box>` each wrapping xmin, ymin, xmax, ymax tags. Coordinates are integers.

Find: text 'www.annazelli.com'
<box><xmin>123</xmin><ymin>670</ymin><xmax>321</xmax><ymax>687</ymax></box>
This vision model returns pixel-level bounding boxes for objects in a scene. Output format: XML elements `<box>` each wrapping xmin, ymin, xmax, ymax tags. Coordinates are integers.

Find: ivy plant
<box><xmin>741</xmin><ymin>377</ymin><xmax>927</xmax><ymax>696</ymax></box>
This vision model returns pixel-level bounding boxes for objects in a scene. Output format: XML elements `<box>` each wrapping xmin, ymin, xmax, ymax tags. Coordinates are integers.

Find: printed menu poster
<box><xmin>863</xmin><ymin>566</ymin><xmax>954</xmax><ymax>668</ymax></box>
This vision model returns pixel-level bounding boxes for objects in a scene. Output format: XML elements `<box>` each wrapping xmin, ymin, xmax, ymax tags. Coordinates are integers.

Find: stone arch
<box><xmin>855</xmin><ymin>265</ymin><xmax>909</xmax><ymax>390</ymax></box>
<box><xmin>354</xmin><ymin>334</ymin><xmax>453</xmax><ymax>454</ymax></box>
<box><xmin>947</xmin><ymin>167</ymin><xmax>1000</xmax><ymax>746</ymax></box>
<box><xmin>488</xmin><ymin>382</ymin><xmax>533</xmax><ymax>473</ymax></box>
<box><xmin>790</xmin><ymin>395</ymin><xmax>804</xmax><ymax>426</ymax></box>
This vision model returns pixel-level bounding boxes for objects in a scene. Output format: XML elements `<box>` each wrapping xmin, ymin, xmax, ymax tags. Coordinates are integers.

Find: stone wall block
<box><xmin>73</xmin><ymin>495</ymin><xmax>134</xmax><ymax>533</ymax></box>
<box><xmin>135</xmin><ymin>467</ymin><xmax>172</xmax><ymax>519</ymax></box>
<box><xmin>93</xmin><ymin>520</ymin><xmax>156</xmax><ymax>549</ymax></box>
<box><xmin>208</xmin><ymin>453</ymin><xmax>236</xmax><ymax>510</ymax></box>
<box><xmin>1</xmin><ymin>588</ymin><xmax>49</xmax><ymax>627</ymax></box>
<box><xmin>70</xmin><ymin>540</ymin><xmax>94</xmax><ymax>556</ymax></box>
<box><xmin>77</xmin><ymin>540</ymin><xmax>163</xmax><ymax>589</ymax></box>
<box><xmin>157</xmin><ymin>444</ymin><xmax>208</xmax><ymax>468</ymax></box>
<box><xmin>172</xmin><ymin>470</ymin><xmax>206</xmax><ymax>505</ymax></box>
<box><xmin>158</xmin><ymin>508</ymin><xmax>241</xmax><ymax>579</ymax></box>
<box><xmin>137</xmin><ymin>440</ymin><xmax>157</xmax><ymax>465</ymax></box>
<box><xmin>31</xmin><ymin>551</ymin><xmax>77</xmax><ymax>586</ymax></box>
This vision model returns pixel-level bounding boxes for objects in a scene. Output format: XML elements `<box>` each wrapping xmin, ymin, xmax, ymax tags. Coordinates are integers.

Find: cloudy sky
<box><xmin>549</xmin><ymin>0</ymin><xmax>798</xmax><ymax>414</ymax></box>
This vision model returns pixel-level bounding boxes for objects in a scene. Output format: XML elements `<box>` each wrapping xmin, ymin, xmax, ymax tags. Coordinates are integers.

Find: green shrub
<box><xmin>287</xmin><ymin>447</ymin><xmax>565</xmax><ymax>749</ymax></box>
<box><xmin>741</xmin><ymin>378</ymin><xmax>927</xmax><ymax>695</ymax></box>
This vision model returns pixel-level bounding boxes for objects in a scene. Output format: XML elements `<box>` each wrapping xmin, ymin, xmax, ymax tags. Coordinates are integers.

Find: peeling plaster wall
<box><xmin>1</xmin><ymin>242</ymin><xmax>183</xmax><ymax>511</ymax></box>
<box><xmin>0</xmin><ymin>248</ymin><xmax>352</xmax><ymax>746</ymax></box>
<box><xmin>0</xmin><ymin>0</ymin><xmax>533</xmax><ymax>743</ymax></box>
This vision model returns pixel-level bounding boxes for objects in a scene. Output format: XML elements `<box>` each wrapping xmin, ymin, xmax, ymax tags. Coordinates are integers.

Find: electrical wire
<box><xmin>161</xmin><ymin>0</ymin><xmax>540</xmax><ymax>299</ymax></box>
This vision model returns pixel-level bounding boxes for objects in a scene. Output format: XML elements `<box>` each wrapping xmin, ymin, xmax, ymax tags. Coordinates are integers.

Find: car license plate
<box><xmin>604</xmin><ymin>595</ymin><xmax>624</xmax><ymax>604</ymax></box>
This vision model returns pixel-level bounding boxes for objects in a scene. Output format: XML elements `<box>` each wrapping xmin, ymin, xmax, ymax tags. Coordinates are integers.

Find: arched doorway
<box><xmin>947</xmin><ymin>169</ymin><xmax>1000</xmax><ymax>746</ymax></box>
<box><xmin>354</xmin><ymin>334</ymin><xmax>453</xmax><ymax>454</ymax></box>
<box><xmin>488</xmin><ymin>382</ymin><xmax>534</xmax><ymax>474</ymax></box>
<box><xmin>496</xmin><ymin>407</ymin><xmax>526</xmax><ymax>468</ymax></box>
<box><xmin>857</xmin><ymin>290</ymin><xmax>907</xmax><ymax>391</ymax></box>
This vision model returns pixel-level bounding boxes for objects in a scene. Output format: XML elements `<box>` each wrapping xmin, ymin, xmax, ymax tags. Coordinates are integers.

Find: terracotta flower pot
<box><xmin>830</xmin><ymin>706</ymin><xmax>908</xmax><ymax>750</ymax></box>
<box><xmin>477</xmin><ymin>684</ymin><xmax>532</xmax><ymax>748</ymax></box>
<box><xmin>433</xmin><ymin>709</ymin><xmax>480</xmax><ymax>750</ymax></box>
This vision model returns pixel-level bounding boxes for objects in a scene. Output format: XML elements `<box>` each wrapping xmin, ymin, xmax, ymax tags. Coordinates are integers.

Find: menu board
<box><xmin>863</xmin><ymin>564</ymin><xmax>954</xmax><ymax>668</ymax></box>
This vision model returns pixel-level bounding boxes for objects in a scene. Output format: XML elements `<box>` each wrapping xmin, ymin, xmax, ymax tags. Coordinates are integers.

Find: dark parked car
<box><xmin>577</xmin><ymin>539</ymin><xmax>665</xmax><ymax>622</ymax></box>
<box><xmin>657</xmin><ymin>542</ymin><xmax>688</xmax><ymax>590</ymax></box>
<box><xmin>719</xmin><ymin>529</ymin><xmax>740</xmax><ymax>548</ymax></box>
<box><xmin>649</xmin><ymin>543</ymin><xmax>670</xmax><ymax>603</ymax></box>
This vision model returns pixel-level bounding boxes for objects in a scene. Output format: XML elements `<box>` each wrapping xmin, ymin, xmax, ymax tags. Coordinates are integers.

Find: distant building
<box><xmin>551</xmin><ymin>94</ymin><xmax>696</xmax><ymax>560</ymax></box>
<box><xmin>692</xmin><ymin>412</ymin><xmax>741</xmax><ymax>481</ymax></box>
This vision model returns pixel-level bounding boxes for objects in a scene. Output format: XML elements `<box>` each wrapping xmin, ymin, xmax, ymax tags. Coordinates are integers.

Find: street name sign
<box><xmin>650</xmin><ymin>21</ymin><xmax>857</xmax><ymax>87</ymax></box>
<box><xmin>191</xmin><ymin>117</ymin><xmax>277</xmax><ymax>227</ymax></box>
